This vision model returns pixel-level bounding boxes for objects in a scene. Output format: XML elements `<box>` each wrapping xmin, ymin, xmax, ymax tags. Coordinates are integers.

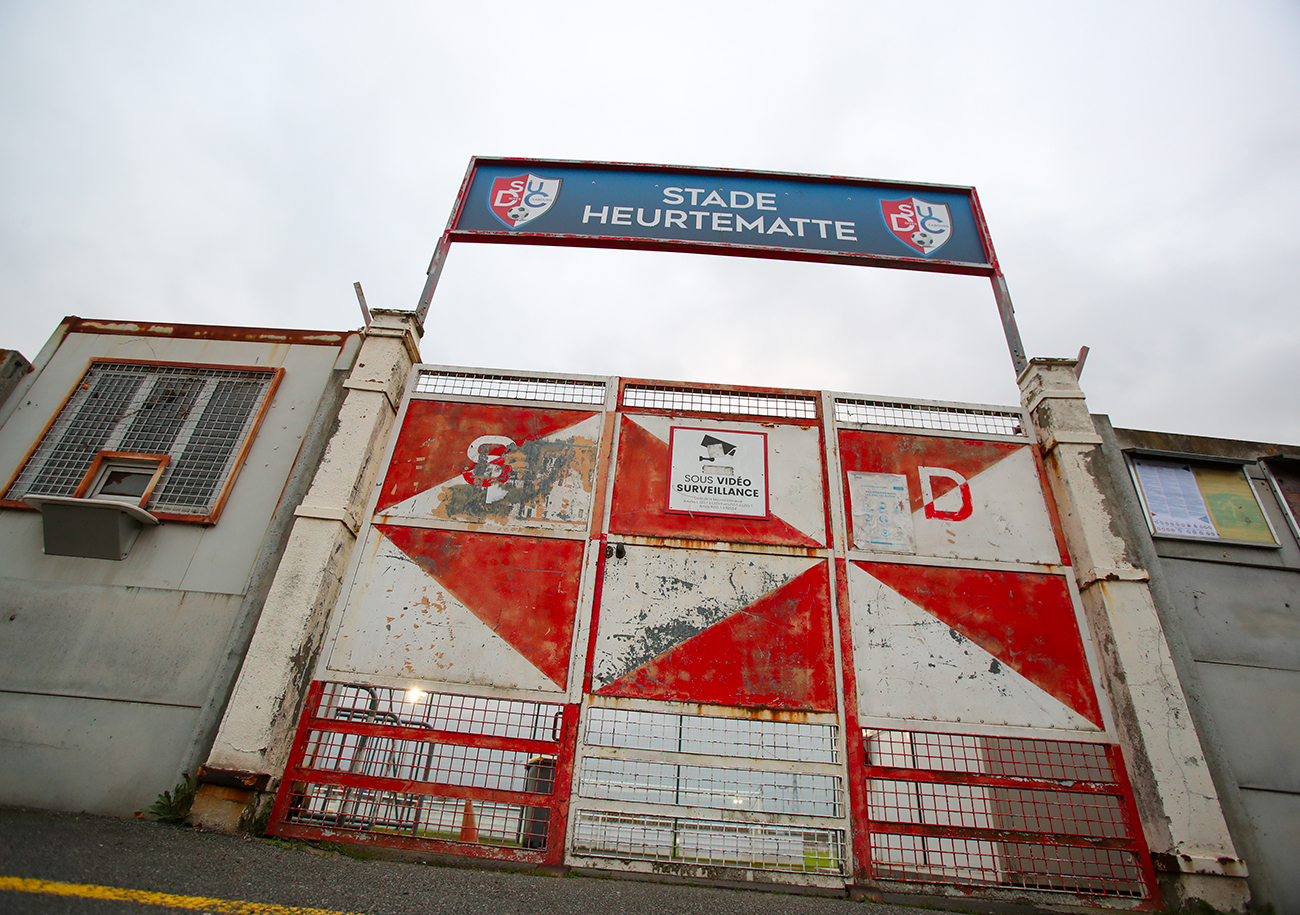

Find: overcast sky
<box><xmin>2</xmin><ymin>2</ymin><xmax>1297</xmax><ymax>443</ymax></box>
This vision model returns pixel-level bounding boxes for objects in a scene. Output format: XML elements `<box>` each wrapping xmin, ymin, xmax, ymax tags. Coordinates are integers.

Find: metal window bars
<box><xmin>584</xmin><ymin>706</ymin><xmax>839</xmax><ymax>763</ymax></box>
<box><xmin>835</xmin><ymin>398</ymin><xmax>1025</xmax><ymax>437</ymax></box>
<box><xmin>7</xmin><ymin>361</ymin><xmax>275</xmax><ymax>515</ymax></box>
<box><xmin>573</xmin><ymin>705</ymin><xmax>848</xmax><ymax>877</ymax></box>
<box><xmin>622</xmin><ymin>384</ymin><xmax>818</xmax><ymax>419</ymax></box>
<box><xmin>572</xmin><ymin>810</ymin><xmax>847</xmax><ymax>877</ymax></box>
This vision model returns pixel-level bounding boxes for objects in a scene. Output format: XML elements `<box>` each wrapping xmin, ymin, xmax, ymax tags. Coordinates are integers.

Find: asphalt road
<box><xmin>0</xmin><ymin>807</ymin><xmax>992</xmax><ymax>915</ymax></box>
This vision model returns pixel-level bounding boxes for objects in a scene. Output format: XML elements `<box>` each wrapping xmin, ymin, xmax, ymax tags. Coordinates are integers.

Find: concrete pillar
<box><xmin>1019</xmin><ymin>358</ymin><xmax>1249</xmax><ymax>911</ymax></box>
<box><xmin>190</xmin><ymin>309</ymin><xmax>420</xmax><ymax>833</ymax></box>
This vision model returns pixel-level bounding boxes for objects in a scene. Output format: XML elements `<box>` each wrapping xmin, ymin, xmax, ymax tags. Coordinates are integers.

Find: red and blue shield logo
<box><xmin>881</xmin><ymin>197</ymin><xmax>952</xmax><ymax>256</ymax></box>
<box><xmin>488</xmin><ymin>174</ymin><xmax>562</xmax><ymax>230</ymax></box>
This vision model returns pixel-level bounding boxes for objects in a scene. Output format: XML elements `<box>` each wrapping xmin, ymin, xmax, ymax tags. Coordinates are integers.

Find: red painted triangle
<box><xmin>838</xmin><ymin>429</ymin><xmax>1023</xmax><ymax>513</ymax></box>
<box><xmin>856</xmin><ymin>561</ymin><xmax>1102</xmax><ymax>726</ymax></box>
<box><xmin>377</xmin><ymin>525</ymin><xmax>584</xmax><ymax>687</ymax></box>
<box><xmin>378</xmin><ymin>402</ymin><xmax>598</xmax><ymax>512</ymax></box>
<box><xmin>598</xmin><ymin>562</ymin><xmax>836</xmax><ymax>711</ymax></box>
<box><xmin>610</xmin><ymin>415</ymin><xmax>823</xmax><ymax>548</ymax></box>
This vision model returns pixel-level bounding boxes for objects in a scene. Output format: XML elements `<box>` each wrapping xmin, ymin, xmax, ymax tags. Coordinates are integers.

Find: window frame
<box><xmin>1261</xmin><ymin>458</ymin><xmax>1300</xmax><ymax>547</ymax></box>
<box><xmin>2</xmin><ymin>358</ymin><xmax>283</xmax><ymax>525</ymax></box>
<box><xmin>73</xmin><ymin>451</ymin><xmax>171</xmax><ymax>509</ymax></box>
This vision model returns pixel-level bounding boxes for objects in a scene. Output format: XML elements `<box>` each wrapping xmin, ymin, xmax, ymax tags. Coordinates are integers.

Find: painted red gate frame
<box><xmin>270</xmin><ymin>681</ymin><xmax>579</xmax><ymax>867</ymax></box>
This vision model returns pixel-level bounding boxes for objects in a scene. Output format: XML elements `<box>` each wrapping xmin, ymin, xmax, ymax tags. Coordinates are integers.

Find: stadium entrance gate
<box><xmin>268</xmin><ymin>365</ymin><xmax>1158</xmax><ymax>906</ymax></box>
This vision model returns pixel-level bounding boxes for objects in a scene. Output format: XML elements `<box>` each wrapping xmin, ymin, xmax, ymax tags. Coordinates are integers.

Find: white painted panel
<box><xmin>593</xmin><ymin>545</ymin><xmax>818</xmax><ymax>689</ymax></box>
<box><xmin>848</xmin><ymin>563</ymin><xmax>1097</xmax><ymax>730</ymax></box>
<box><xmin>911</xmin><ymin>447</ymin><xmax>1060</xmax><ymax>565</ymax></box>
<box><xmin>327</xmin><ymin>527</ymin><xmax>557</xmax><ymax>692</ymax></box>
<box><xmin>626</xmin><ymin>414</ymin><xmax>826</xmax><ymax>544</ymax></box>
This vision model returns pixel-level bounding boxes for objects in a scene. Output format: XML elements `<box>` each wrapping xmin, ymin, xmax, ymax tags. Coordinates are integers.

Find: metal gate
<box><xmin>269</xmin><ymin>366</ymin><xmax>1157</xmax><ymax>904</ymax></box>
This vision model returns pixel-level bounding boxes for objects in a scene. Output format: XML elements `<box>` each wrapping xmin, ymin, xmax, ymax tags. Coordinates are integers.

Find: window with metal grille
<box><xmin>4</xmin><ymin>361</ymin><xmax>279</xmax><ymax>521</ymax></box>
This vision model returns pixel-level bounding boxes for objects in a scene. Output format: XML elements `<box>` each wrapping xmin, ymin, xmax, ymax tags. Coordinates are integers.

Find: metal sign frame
<box><xmin>416</xmin><ymin>157</ymin><xmax>1028</xmax><ymax>379</ymax></box>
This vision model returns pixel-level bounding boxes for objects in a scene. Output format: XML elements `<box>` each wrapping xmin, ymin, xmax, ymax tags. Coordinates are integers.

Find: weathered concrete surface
<box><xmin>196</xmin><ymin>311</ymin><xmax>421</xmax><ymax>828</ymax></box>
<box><xmin>1020</xmin><ymin>358</ymin><xmax>1249</xmax><ymax>913</ymax></box>
<box><xmin>1102</xmin><ymin>419</ymin><xmax>1300</xmax><ymax>914</ymax></box>
<box><xmin>0</xmin><ymin>327</ymin><xmax>355</xmax><ymax>818</ymax></box>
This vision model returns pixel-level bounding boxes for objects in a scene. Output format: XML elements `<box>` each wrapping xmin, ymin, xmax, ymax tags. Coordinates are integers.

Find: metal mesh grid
<box><xmin>868</xmin><ymin>730</ymin><xmax>1115</xmax><ymax>782</ymax></box>
<box><xmin>572</xmin><ymin>810</ymin><xmax>846</xmax><ymax>875</ymax></box>
<box><xmin>868</xmin><ymin>781</ymin><xmax>1127</xmax><ymax>839</ymax></box>
<box><xmin>6</xmin><ymin>361</ymin><xmax>275</xmax><ymax>514</ymax></box>
<box><xmin>282</xmin><ymin>783</ymin><xmax>552</xmax><ymax>849</ymax></box>
<box><xmin>623</xmin><ymin>384</ymin><xmax>817</xmax><ymax>419</ymax></box>
<box><xmin>302</xmin><ymin>729</ymin><xmax>555</xmax><ymax>795</ymax></box>
<box><xmin>870</xmin><ymin>834</ymin><xmax>1146</xmax><ymax>897</ymax></box>
<box><xmin>161</xmin><ymin>378</ymin><xmax>267</xmax><ymax>508</ymax></box>
<box><xmin>579</xmin><ymin>757</ymin><xmax>842</xmax><ymax>817</ymax></box>
<box><xmin>862</xmin><ymin>730</ymin><xmax>1148</xmax><ymax>898</ymax></box>
<box><xmin>835</xmin><ymin>398</ymin><xmax>1024</xmax><ymax>437</ymax></box>
<box><xmin>585</xmin><ymin>707</ymin><xmax>838</xmax><ymax>763</ymax></box>
<box><xmin>416</xmin><ymin>370</ymin><xmax>606</xmax><ymax>405</ymax></box>
<box><xmin>318</xmin><ymin>683</ymin><xmax>564</xmax><ymax>742</ymax></box>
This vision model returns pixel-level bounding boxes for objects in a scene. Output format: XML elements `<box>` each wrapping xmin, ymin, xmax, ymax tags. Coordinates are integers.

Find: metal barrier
<box><xmin>861</xmin><ymin>729</ymin><xmax>1158</xmax><ymax>902</ymax></box>
<box><xmin>270</xmin><ymin>682</ymin><xmax>575</xmax><ymax>866</ymax></box>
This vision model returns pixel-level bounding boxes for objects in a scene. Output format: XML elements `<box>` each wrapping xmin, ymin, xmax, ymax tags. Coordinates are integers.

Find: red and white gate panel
<box><xmin>838</xmin><ymin>429</ymin><xmax>1063</xmax><ymax>565</ymax></box>
<box><xmin>846</xmin><ymin>561</ymin><xmax>1104</xmax><ymax>731</ymax></box>
<box><xmin>327</xmin><ymin>526</ymin><xmax>585</xmax><ymax>694</ymax></box>
<box><xmin>610</xmin><ymin>414</ymin><xmax>826</xmax><ymax>547</ymax></box>
<box><xmin>592</xmin><ymin>545</ymin><xmax>836</xmax><ymax>711</ymax></box>
<box><xmin>377</xmin><ymin>400</ymin><xmax>603</xmax><ymax>534</ymax></box>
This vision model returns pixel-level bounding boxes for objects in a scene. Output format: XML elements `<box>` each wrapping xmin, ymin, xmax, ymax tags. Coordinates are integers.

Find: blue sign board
<box><xmin>446</xmin><ymin>159</ymin><xmax>994</xmax><ymax>273</ymax></box>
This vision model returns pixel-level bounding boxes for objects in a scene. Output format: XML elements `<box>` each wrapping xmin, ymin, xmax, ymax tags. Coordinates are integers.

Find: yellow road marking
<box><xmin>0</xmin><ymin>877</ymin><xmax>370</xmax><ymax>915</ymax></box>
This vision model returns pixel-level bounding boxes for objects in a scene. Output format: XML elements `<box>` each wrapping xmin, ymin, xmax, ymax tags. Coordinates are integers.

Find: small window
<box><xmin>1263</xmin><ymin>458</ymin><xmax>1300</xmax><ymax>543</ymax></box>
<box><xmin>75</xmin><ymin>452</ymin><xmax>169</xmax><ymax>508</ymax></box>
<box><xmin>1130</xmin><ymin>457</ymin><xmax>1277</xmax><ymax>545</ymax></box>
<box><xmin>3</xmin><ymin>360</ymin><xmax>281</xmax><ymax>523</ymax></box>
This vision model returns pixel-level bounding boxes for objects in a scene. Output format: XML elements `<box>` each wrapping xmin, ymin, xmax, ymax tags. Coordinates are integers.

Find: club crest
<box><xmin>881</xmin><ymin>197</ymin><xmax>952</xmax><ymax>256</ymax></box>
<box><xmin>488</xmin><ymin>174</ymin><xmax>562</xmax><ymax>229</ymax></box>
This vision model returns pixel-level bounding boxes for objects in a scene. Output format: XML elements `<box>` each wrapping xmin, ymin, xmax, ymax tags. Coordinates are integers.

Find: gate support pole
<box><xmin>1018</xmin><ymin>357</ymin><xmax>1249</xmax><ymax>912</ymax></box>
<box><xmin>190</xmin><ymin>309</ymin><xmax>422</xmax><ymax>833</ymax></box>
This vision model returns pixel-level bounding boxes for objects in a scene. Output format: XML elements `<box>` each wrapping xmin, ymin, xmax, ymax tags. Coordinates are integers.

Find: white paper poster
<box><xmin>1135</xmin><ymin>461</ymin><xmax>1218</xmax><ymax>538</ymax></box>
<box><xmin>847</xmin><ymin>471</ymin><xmax>916</xmax><ymax>553</ymax></box>
<box><xmin>667</xmin><ymin>427</ymin><xmax>768</xmax><ymax>518</ymax></box>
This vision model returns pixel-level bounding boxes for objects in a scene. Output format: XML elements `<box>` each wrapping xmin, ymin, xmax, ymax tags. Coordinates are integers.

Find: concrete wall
<box><xmin>1020</xmin><ymin>360</ymin><xmax>1249</xmax><ymax>912</ymax></box>
<box><xmin>1096</xmin><ymin>419</ymin><xmax>1300</xmax><ymax>913</ymax></box>
<box><xmin>0</xmin><ymin>321</ymin><xmax>358</xmax><ymax>816</ymax></box>
<box><xmin>0</xmin><ymin>349</ymin><xmax>31</xmax><ymax>409</ymax></box>
<box><xmin>194</xmin><ymin>310</ymin><xmax>421</xmax><ymax>832</ymax></box>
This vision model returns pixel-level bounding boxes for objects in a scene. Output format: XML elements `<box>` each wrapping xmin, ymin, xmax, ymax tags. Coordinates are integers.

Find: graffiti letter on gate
<box><xmin>919</xmin><ymin>466</ymin><xmax>973</xmax><ymax>521</ymax></box>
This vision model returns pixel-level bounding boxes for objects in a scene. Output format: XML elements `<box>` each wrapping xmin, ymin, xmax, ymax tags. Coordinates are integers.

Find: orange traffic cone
<box><xmin>459</xmin><ymin>798</ymin><xmax>479</xmax><ymax>843</ymax></box>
